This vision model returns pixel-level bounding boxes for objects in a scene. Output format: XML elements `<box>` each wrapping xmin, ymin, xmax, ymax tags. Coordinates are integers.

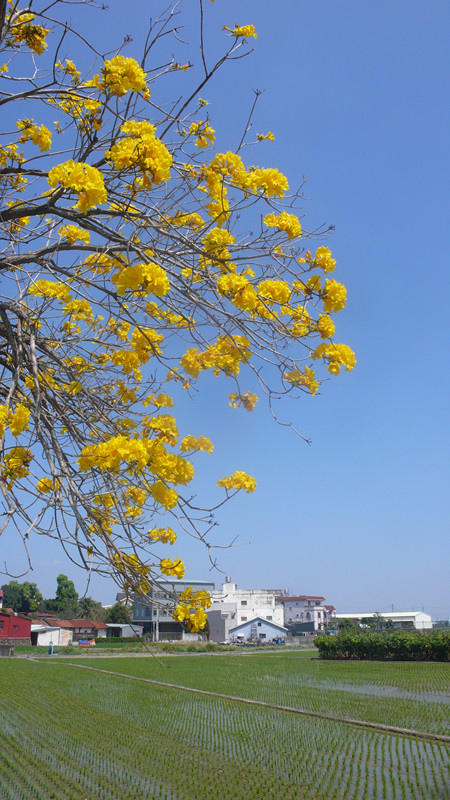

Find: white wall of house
<box><xmin>283</xmin><ymin>602</ymin><xmax>326</xmax><ymax>628</ymax></box>
<box><xmin>210</xmin><ymin>580</ymin><xmax>284</xmax><ymax>628</ymax></box>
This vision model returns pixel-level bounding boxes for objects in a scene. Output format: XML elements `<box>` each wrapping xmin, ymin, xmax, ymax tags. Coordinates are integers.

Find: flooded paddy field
<box><xmin>1</xmin><ymin>653</ymin><xmax>448</xmax><ymax>799</ymax></box>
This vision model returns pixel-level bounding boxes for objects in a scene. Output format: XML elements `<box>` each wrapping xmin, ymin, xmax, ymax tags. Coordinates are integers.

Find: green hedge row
<box><xmin>315</xmin><ymin>630</ymin><xmax>449</xmax><ymax>661</ymax></box>
<box><xmin>95</xmin><ymin>636</ymin><xmax>142</xmax><ymax>645</ymax></box>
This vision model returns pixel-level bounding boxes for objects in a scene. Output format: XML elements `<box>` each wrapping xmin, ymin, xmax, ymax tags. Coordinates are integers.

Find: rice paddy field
<box><xmin>1</xmin><ymin>652</ymin><xmax>449</xmax><ymax>800</ymax></box>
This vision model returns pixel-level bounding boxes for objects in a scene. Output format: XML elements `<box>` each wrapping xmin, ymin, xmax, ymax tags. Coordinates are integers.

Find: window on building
<box><xmin>241</xmin><ymin>600</ymin><xmax>247</xmax><ymax>606</ymax></box>
<box><xmin>257</xmin><ymin>622</ymin><xmax>261</xmax><ymax>627</ymax></box>
<box><xmin>0</xmin><ymin>622</ymin><xmax>3</xmax><ymax>629</ymax></box>
<box><xmin>266</xmin><ymin>616</ymin><xmax>272</xmax><ymax>621</ymax></box>
<box><xmin>241</xmin><ymin>616</ymin><xmax>247</xmax><ymax>621</ymax></box>
<box><xmin>13</xmin><ymin>624</ymin><xmax>19</xmax><ymax>630</ymax></box>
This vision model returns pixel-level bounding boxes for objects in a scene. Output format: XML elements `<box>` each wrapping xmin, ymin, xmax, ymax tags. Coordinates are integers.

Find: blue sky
<box><xmin>4</xmin><ymin>1</ymin><xmax>449</xmax><ymax>617</ymax></box>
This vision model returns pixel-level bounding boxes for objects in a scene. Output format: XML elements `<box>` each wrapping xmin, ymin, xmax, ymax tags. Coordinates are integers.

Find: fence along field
<box><xmin>1</xmin><ymin>655</ymin><xmax>449</xmax><ymax>800</ymax></box>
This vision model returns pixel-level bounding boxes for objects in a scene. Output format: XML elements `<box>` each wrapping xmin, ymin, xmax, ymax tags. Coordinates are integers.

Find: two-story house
<box><xmin>275</xmin><ymin>595</ymin><xmax>331</xmax><ymax>632</ymax></box>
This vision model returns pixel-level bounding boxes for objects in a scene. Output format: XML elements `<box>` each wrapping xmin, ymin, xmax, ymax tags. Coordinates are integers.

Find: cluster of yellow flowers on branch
<box><xmin>0</xmin><ymin>0</ymin><xmax>355</xmax><ymax>631</ymax></box>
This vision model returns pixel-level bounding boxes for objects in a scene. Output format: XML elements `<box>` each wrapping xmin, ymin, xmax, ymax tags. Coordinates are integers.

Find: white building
<box><xmin>275</xmin><ymin>595</ymin><xmax>331</xmax><ymax>632</ymax></box>
<box><xmin>208</xmin><ymin>577</ymin><xmax>285</xmax><ymax>641</ymax></box>
<box><xmin>333</xmin><ymin>611</ymin><xmax>433</xmax><ymax>630</ymax></box>
<box><xmin>30</xmin><ymin>625</ymin><xmax>73</xmax><ymax>647</ymax></box>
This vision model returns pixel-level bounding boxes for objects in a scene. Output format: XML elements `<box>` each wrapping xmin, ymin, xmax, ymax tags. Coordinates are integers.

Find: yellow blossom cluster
<box><xmin>216</xmin><ymin>273</ymin><xmax>255</xmax><ymax>312</ymax></box>
<box><xmin>292</xmin><ymin>274</ymin><xmax>322</xmax><ymax>297</ymax></box>
<box><xmin>170</xmin><ymin>211</ymin><xmax>205</xmax><ymax>229</ymax></box>
<box><xmin>78</xmin><ymin>435</ymin><xmax>151</xmax><ymax>472</ymax></box>
<box><xmin>160</xmin><ymin>557</ymin><xmax>185</xmax><ymax>579</ymax></box>
<box><xmin>286</xmin><ymin>305</ymin><xmax>311</xmax><ymax>337</ymax></box>
<box><xmin>179</xmin><ymin>435</ymin><xmax>214</xmax><ymax>453</ymax></box>
<box><xmin>62</xmin><ymin>299</ymin><xmax>94</xmax><ymax>323</ymax></box>
<box><xmin>247</xmin><ymin>167</ymin><xmax>289</xmax><ymax>198</ymax></box>
<box><xmin>102</xmin><ymin>56</ymin><xmax>148</xmax><ymax>97</ymax></box>
<box><xmin>173</xmin><ymin>604</ymin><xmax>208</xmax><ymax>632</ymax></box>
<box><xmin>109</xmin><ymin>327</ymin><xmax>163</xmax><ymax>375</ymax></box>
<box><xmin>142</xmin><ymin>414</ymin><xmax>179</xmax><ymax>446</ymax></box>
<box><xmin>37</xmin><ymin>477</ymin><xmax>59</xmax><ymax>493</ymax></box>
<box><xmin>105</xmin><ymin>120</ymin><xmax>171</xmax><ymax>188</ymax></box>
<box><xmin>197</xmin><ymin>152</ymin><xmax>289</xmax><ymax>224</ymax></box>
<box><xmin>150</xmin><ymin>481</ymin><xmax>178</xmax><ymax>510</ymax></box>
<box><xmin>228</xmin><ymin>392</ymin><xmax>258</xmax><ymax>411</ymax></box>
<box><xmin>217</xmin><ymin>470</ymin><xmax>256</xmax><ymax>493</ymax></box>
<box><xmin>189</xmin><ymin>121</ymin><xmax>216</xmax><ymax>149</ymax></box>
<box><xmin>29</xmin><ymin>280</ymin><xmax>71</xmax><ymax>302</ymax></box>
<box><xmin>9</xmin><ymin>13</ymin><xmax>49</xmax><ymax>54</ymax></box>
<box><xmin>257</xmin><ymin>132</ymin><xmax>275</xmax><ymax>142</ymax></box>
<box><xmin>0</xmin><ymin>404</ymin><xmax>30</xmax><ymax>438</ymax></box>
<box><xmin>85</xmin><ymin>252</ymin><xmax>125</xmax><ymax>275</ymax></box>
<box><xmin>17</xmin><ymin>119</ymin><xmax>52</xmax><ymax>152</ymax></box>
<box><xmin>143</xmin><ymin>393</ymin><xmax>174</xmax><ymax>409</ymax></box>
<box><xmin>47</xmin><ymin>160</ymin><xmax>107</xmax><ymax>213</ymax></box>
<box><xmin>123</xmin><ymin>486</ymin><xmax>147</xmax><ymax>517</ymax></box>
<box><xmin>316</xmin><ymin>314</ymin><xmax>335</xmax><ymax>339</ymax></box>
<box><xmin>56</xmin><ymin>59</ymin><xmax>81</xmax><ymax>81</ymax></box>
<box><xmin>0</xmin><ymin>143</ymin><xmax>27</xmax><ymax>191</ymax></box>
<box><xmin>148</xmin><ymin>527</ymin><xmax>177</xmax><ymax>545</ymax></box>
<box><xmin>323</xmin><ymin>279</ymin><xmax>347</xmax><ymax>313</ymax></box>
<box><xmin>58</xmin><ymin>225</ymin><xmax>90</xmax><ymax>244</ymax></box>
<box><xmin>225</xmin><ymin>24</ymin><xmax>257</xmax><ymax>39</ymax></box>
<box><xmin>112</xmin><ymin>262</ymin><xmax>170</xmax><ymax>297</ymax></box>
<box><xmin>299</xmin><ymin>246</ymin><xmax>336</xmax><ymax>274</ymax></box>
<box><xmin>284</xmin><ymin>366</ymin><xmax>319</xmax><ymax>396</ymax></box>
<box><xmin>264</xmin><ymin>211</ymin><xmax>302</xmax><ymax>240</ymax></box>
<box><xmin>180</xmin><ymin>335</ymin><xmax>251</xmax><ymax>379</ymax></box>
<box><xmin>257</xmin><ymin>279</ymin><xmax>291</xmax><ymax>306</ymax></box>
<box><xmin>1</xmin><ymin>447</ymin><xmax>33</xmax><ymax>489</ymax></box>
<box><xmin>202</xmin><ymin>227</ymin><xmax>235</xmax><ymax>264</ymax></box>
<box><xmin>312</xmin><ymin>343</ymin><xmax>356</xmax><ymax>375</ymax></box>
<box><xmin>173</xmin><ymin>586</ymin><xmax>211</xmax><ymax>631</ymax></box>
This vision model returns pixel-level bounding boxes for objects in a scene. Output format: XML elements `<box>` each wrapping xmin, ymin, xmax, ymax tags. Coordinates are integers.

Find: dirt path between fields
<box><xmin>29</xmin><ymin>658</ymin><xmax>450</xmax><ymax>744</ymax></box>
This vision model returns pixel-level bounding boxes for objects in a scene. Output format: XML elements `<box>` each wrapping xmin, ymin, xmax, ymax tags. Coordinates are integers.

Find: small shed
<box><xmin>30</xmin><ymin>625</ymin><xmax>73</xmax><ymax>647</ymax></box>
<box><xmin>229</xmin><ymin>617</ymin><xmax>288</xmax><ymax>642</ymax></box>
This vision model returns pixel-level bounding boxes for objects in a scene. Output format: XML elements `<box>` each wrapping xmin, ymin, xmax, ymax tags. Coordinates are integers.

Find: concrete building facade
<box><xmin>209</xmin><ymin>578</ymin><xmax>285</xmax><ymax>637</ymax></box>
<box><xmin>275</xmin><ymin>595</ymin><xmax>330</xmax><ymax>632</ymax></box>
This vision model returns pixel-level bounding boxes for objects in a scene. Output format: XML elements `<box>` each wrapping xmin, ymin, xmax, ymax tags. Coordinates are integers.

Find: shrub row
<box><xmin>315</xmin><ymin>630</ymin><xmax>450</xmax><ymax>661</ymax></box>
<box><xmin>96</xmin><ymin>636</ymin><xmax>142</xmax><ymax>644</ymax></box>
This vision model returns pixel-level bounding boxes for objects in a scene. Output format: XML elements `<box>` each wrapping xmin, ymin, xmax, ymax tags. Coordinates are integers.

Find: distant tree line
<box><xmin>1</xmin><ymin>576</ymin><xmax>130</xmax><ymax>623</ymax></box>
<box><xmin>315</xmin><ymin>630</ymin><xmax>449</xmax><ymax>661</ymax></box>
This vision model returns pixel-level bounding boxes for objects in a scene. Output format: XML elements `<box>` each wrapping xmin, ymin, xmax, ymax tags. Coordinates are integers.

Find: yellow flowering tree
<box><xmin>0</xmin><ymin>0</ymin><xmax>355</xmax><ymax>630</ymax></box>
